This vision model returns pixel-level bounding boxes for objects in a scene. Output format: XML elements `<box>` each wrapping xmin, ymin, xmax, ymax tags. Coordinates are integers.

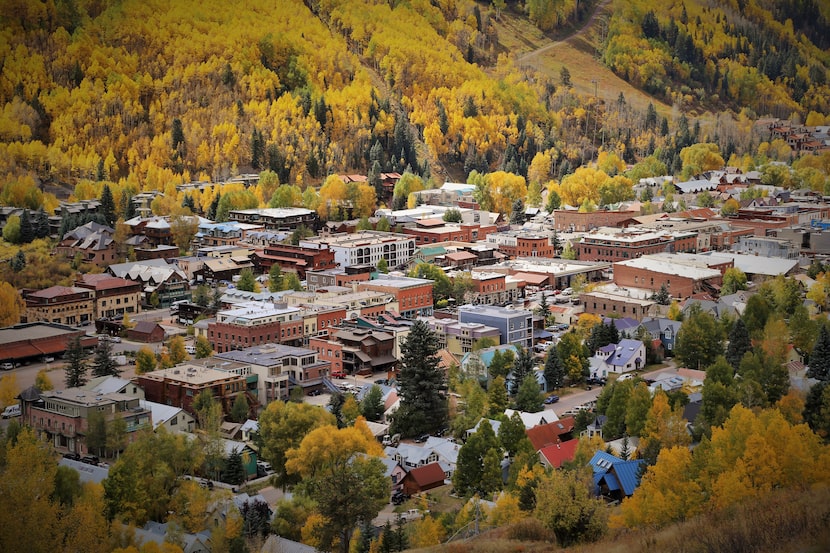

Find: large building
<box><xmin>136</xmin><ymin>365</ymin><xmax>248</xmax><ymax>417</ymax></box>
<box><xmin>486</xmin><ymin>230</ymin><xmax>556</xmax><ymax>259</ymax></box>
<box><xmin>580</xmin><ymin>290</ymin><xmax>656</xmax><ymax>321</ymax></box>
<box><xmin>358</xmin><ymin>274</ymin><xmax>433</xmax><ymax>318</ymax></box>
<box><xmin>108</xmin><ymin>259</ymin><xmax>191</xmax><ymax>307</ymax></box>
<box><xmin>55</xmin><ymin>221</ymin><xmax>118</xmax><ymax>266</ymax></box>
<box><xmin>24</xmin><ymin>285</ymin><xmax>95</xmax><ymax>326</ymax></box>
<box><xmin>228</xmin><ymin>207</ymin><xmax>318</xmax><ymax>230</ymax></box>
<box><xmin>75</xmin><ymin>274</ymin><xmax>142</xmax><ymax>320</ymax></box>
<box><xmin>553</xmin><ymin>209</ymin><xmax>639</xmax><ymax>232</ymax></box>
<box><xmin>20</xmin><ymin>388</ymin><xmax>151</xmax><ymax>456</ymax></box>
<box><xmin>613</xmin><ymin>253</ymin><xmax>730</xmax><ymax>298</ymax></box>
<box><xmin>215</xmin><ymin>344</ymin><xmax>330</xmax><ymax>402</ymax></box>
<box><xmin>252</xmin><ymin>243</ymin><xmax>337</xmax><ymax>278</ymax></box>
<box><xmin>300</xmin><ymin>231</ymin><xmax>416</xmax><ymax>270</ymax></box>
<box><xmin>330</xmin><ymin>327</ymin><xmax>397</xmax><ymax>376</ymax></box>
<box><xmin>458</xmin><ymin>304</ymin><xmax>533</xmax><ymax>349</ymax></box>
<box><xmin>402</xmin><ymin>219</ymin><xmax>498</xmax><ymax>246</ymax></box>
<box><xmin>208</xmin><ymin>302</ymin><xmax>304</xmax><ymax>352</ymax></box>
<box><xmin>576</xmin><ymin>228</ymin><xmax>692</xmax><ymax>262</ymax></box>
<box><xmin>423</xmin><ymin>317</ymin><xmax>501</xmax><ymax>356</ymax></box>
<box><xmin>0</xmin><ymin>323</ymin><xmax>97</xmax><ymax>364</ymax></box>
<box><xmin>196</xmin><ymin>221</ymin><xmax>264</xmax><ymax>248</ymax></box>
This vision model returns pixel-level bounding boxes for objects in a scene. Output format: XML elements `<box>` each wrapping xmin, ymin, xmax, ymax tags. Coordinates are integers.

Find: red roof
<box><xmin>27</xmin><ymin>286</ymin><xmax>85</xmax><ymax>299</ymax></box>
<box><xmin>405</xmin><ymin>462</ymin><xmax>445</xmax><ymax>488</ymax></box>
<box><xmin>539</xmin><ymin>438</ymin><xmax>579</xmax><ymax>468</ymax></box>
<box><xmin>525</xmin><ymin>418</ymin><xmax>575</xmax><ymax>451</ymax></box>
<box><xmin>77</xmin><ymin>274</ymin><xmax>138</xmax><ymax>291</ymax></box>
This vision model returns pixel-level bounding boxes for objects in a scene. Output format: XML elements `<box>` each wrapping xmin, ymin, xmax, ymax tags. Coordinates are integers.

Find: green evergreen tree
<box><xmin>453</xmin><ymin>420</ymin><xmax>499</xmax><ymax>496</ymax></box>
<box><xmin>725</xmin><ymin>318</ymin><xmax>751</xmax><ymax>370</ymax></box>
<box><xmin>543</xmin><ymin>345</ymin><xmax>566</xmax><ymax>390</ymax></box>
<box><xmin>391</xmin><ymin>320</ymin><xmax>447</xmax><ymax>437</ymax></box>
<box><xmin>802</xmin><ymin>382</ymin><xmax>830</xmax><ymax>439</ymax></box>
<box><xmin>207</xmin><ymin>193</ymin><xmax>221</xmax><ymax>221</ymax></box>
<box><xmin>18</xmin><ymin>209</ymin><xmax>34</xmax><ymax>243</ymax></box>
<box><xmin>64</xmin><ymin>336</ymin><xmax>89</xmax><ymax>388</ymax></box>
<box><xmin>91</xmin><ymin>338</ymin><xmax>120</xmax><ymax>378</ymax></box>
<box><xmin>481</xmin><ymin>447</ymin><xmax>504</xmax><ymax>495</ymax></box>
<box><xmin>510</xmin><ymin>347</ymin><xmax>535</xmax><ymax>393</ymax></box>
<box><xmin>223</xmin><ymin>448</ymin><xmax>246</xmax><ymax>485</ymax></box>
<box><xmin>10</xmin><ymin>250</ymin><xmax>25</xmax><ymax>272</ymax></box>
<box><xmin>230</xmin><ymin>393</ymin><xmax>250</xmax><ymax>423</ymax></box>
<box><xmin>100</xmin><ymin>184</ymin><xmax>116</xmax><ymax>226</ymax></box>
<box><xmin>538</xmin><ymin>293</ymin><xmax>550</xmax><ymax>324</ymax></box>
<box><xmin>34</xmin><ymin>209</ymin><xmax>49</xmax><ymax>238</ymax></box>
<box><xmin>510</xmin><ymin>198</ymin><xmax>525</xmax><ymax>224</ymax></box>
<box><xmin>603</xmin><ymin>380</ymin><xmax>633</xmax><ymax>440</ymax></box>
<box><xmin>514</xmin><ymin>376</ymin><xmax>543</xmax><ymax>413</ymax></box>
<box><xmin>376</xmin><ymin>257</ymin><xmax>388</xmax><ymax>274</ymax></box>
<box><xmin>268</xmin><ymin>264</ymin><xmax>284</xmax><ymax>292</ymax></box>
<box><xmin>498</xmin><ymin>412</ymin><xmax>528</xmax><ymax>457</ymax></box>
<box><xmin>808</xmin><ymin>325</ymin><xmax>830</xmax><ymax>381</ymax></box>
<box><xmin>487</xmin><ymin>375</ymin><xmax>509</xmax><ymax>417</ymax></box>
<box><xmin>675</xmin><ymin>304</ymin><xmax>724</xmax><ymax>370</ymax></box>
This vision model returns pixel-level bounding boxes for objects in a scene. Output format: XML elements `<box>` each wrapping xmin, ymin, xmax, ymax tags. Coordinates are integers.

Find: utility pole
<box><xmin>592</xmin><ymin>79</ymin><xmax>599</xmax><ymax>157</ymax></box>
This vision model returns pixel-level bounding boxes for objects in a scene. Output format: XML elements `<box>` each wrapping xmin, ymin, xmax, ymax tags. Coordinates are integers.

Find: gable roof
<box><xmin>405</xmin><ymin>462</ymin><xmax>446</xmax><ymax>487</ymax></box>
<box><xmin>525</xmin><ymin>418</ymin><xmax>575</xmax><ymax>450</ymax></box>
<box><xmin>588</xmin><ymin>450</ymin><xmax>644</xmax><ymax>497</ymax></box>
<box><xmin>503</xmin><ymin>408</ymin><xmax>558</xmax><ymax>428</ymax></box>
<box><xmin>605</xmin><ymin>339</ymin><xmax>644</xmax><ymax>368</ymax></box>
<box><xmin>539</xmin><ymin>438</ymin><xmax>579</xmax><ymax>468</ymax></box>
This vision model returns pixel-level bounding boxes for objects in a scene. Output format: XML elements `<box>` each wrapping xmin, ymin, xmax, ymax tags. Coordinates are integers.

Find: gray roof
<box><xmin>261</xmin><ymin>535</ymin><xmax>320</xmax><ymax>553</ymax></box>
<box><xmin>58</xmin><ymin>458</ymin><xmax>109</xmax><ymax>484</ymax></box>
<box><xmin>699</xmin><ymin>251</ymin><xmax>799</xmax><ymax>277</ymax></box>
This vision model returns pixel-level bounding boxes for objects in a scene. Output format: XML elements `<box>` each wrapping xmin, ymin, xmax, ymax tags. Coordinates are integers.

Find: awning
<box><xmin>354</xmin><ymin>351</ymin><xmax>371</xmax><ymax>363</ymax></box>
<box><xmin>534</xmin><ymin>330</ymin><xmax>553</xmax><ymax>339</ymax></box>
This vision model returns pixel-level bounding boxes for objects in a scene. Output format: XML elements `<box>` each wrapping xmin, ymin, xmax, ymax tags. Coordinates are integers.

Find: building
<box><xmin>108</xmin><ymin>259</ymin><xmax>191</xmax><ymax>307</ymax></box>
<box><xmin>733</xmin><ymin>235</ymin><xmax>799</xmax><ymax>259</ymax></box>
<box><xmin>486</xmin><ymin>230</ymin><xmax>556</xmax><ymax>259</ymax></box>
<box><xmin>127</xmin><ymin>321</ymin><xmax>166</xmax><ymax>343</ymax></box>
<box><xmin>553</xmin><ymin>209</ymin><xmax>639</xmax><ymax>232</ymax></box>
<box><xmin>134</xmin><ymin>244</ymin><xmax>180</xmax><ymax>261</ymax></box>
<box><xmin>55</xmin><ymin>221</ymin><xmax>118</xmax><ymax>266</ymax></box>
<box><xmin>196</xmin><ymin>221</ymin><xmax>264</xmax><ymax>248</ymax></box>
<box><xmin>196</xmin><ymin>256</ymin><xmax>255</xmax><ymax>283</ymax></box>
<box><xmin>0</xmin><ymin>323</ymin><xmax>97</xmax><ymax>364</ymax></box>
<box><xmin>487</xmin><ymin>258</ymin><xmax>610</xmax><ymax>291</ymax></box>
<box><xmin>588</xmin><ymin>450</ymin><xmax>644</xmax><ymax>500</ymax></box>
<box><xmin>75</xmin><ymin>274</ymin><xmax>142</xmax><ymax>320</ymax></box>
<box><xmin>580</xmin><ymin>290</ymin><xmax>656</xmax><ymax>321</ymax></box>
<box><xmin>613</xmin><ymin>254</ymin><xmax>728</xmax><ymax>298</ymax></box>
<box><xmin>252</xmin><ymin>243</ymin><xmax>337</xmax><ymax>278</ymax></box>
<box><xmin>576</xmin><ymin>227</ymin><xmax>686</xmax><ymax>262</ymax></box>
<box><xmin>140</xmin><ymin>400</ymin><xmax>196</xmax><ymax>433</ymax></box>
<box><xmin>330</xmin><ymin>327</ymin><xmax>397</xmax><ymax>376</ymax></box>
<box><xmin>136</xmin><ymin>365</ymin><xmax>248</xmax><ymax>417</ymax></box>
<box><xmin>228</xmin><ymin>207</ymin><xmax>318</xmax><ymax>230</ymax></box>
<box><xmin>358</xmin><ymin>274</ymin><xmax>434</xmax><ymax>318</ymax></box>
<box><xmin>458</xmin><ymin>304</ymin><xmax>533</xmax><ymax>349</ymax></box>
<box><xmin>464</xmin><ymin>271</ymin><xmax>522</xmax><ymax>306</ymax></box>
<box><xmin>215</xmin><ymin>344</ymin><xmax>330</xmax><ymax>402</ymax></box>
<box><xmin>300</xmin><ymin>231</ymin><xmax>416</xmax><ymax>270</ymax></box>
<box><xmin>423</xmin><ymin>317</ymin><xmax>501</xmax><ymax>357</ymax></box>
<box><xmin>591</xmin><ymin>339</ymin><xmax>646</xmax><ymax>377</ymax></box>
<box><xmin>402</xmin><ymin>219</ymin><xmax>497</xmax><ymax>245</ymax></box>
<box><xmin>20</xmin><ymin>387</ymin><xmax>151</xmax><ymax>456</ymax></box>
<box><xmin>24</xmin><ymin>285</ymin><xmax>95</xmax><ymax>326</ymax></box>
<box><xmin>208</xmin><ymin>302</ymin><xmax>304</xmax><ymax>353</ymax></box>
<box><xmin>306</xmin><ymin>265</ymin><xmax>373</xmax><ymax>291</ymax></box>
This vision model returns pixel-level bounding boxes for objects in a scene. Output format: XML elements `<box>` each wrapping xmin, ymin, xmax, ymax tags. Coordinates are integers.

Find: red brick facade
<box><xmin>209</xmin><ymin>318</ymin><xmax>305</xmax><ymax>353</ymax></box>
<box><xmin>136</xmin><ymin>368</ymin><xmax>247</xmax><ymax>417</ymax></box>
<box><xmin>253</xmin><ymin>244</ymin><xmax>337</xmax><ymax>278</ymax></box>
<box><xmin>358</xmin><ymin>280</ymin><xmax>433</xmax><ymax>318</ymax></box>
<box><xmin>497</xmin><ymin>236</ymin><xmax>555</xmax><ymax>258</ymax></box>
<box><xmin>553</xmin><ymin>210</ymin><xmax>638</xmax><ymax>232</ymax></box>
<box><xmin>403</xmin><ymin>222</ymin><xmax>498</xmax><ymax>245</ymax></box>
<box><xmin>308</xmin><ymin>336</ymin><xmax>344</xmax><ymax>375</ymax></box>
<box><xmin>613</xmin><ymin>263</ymin><xmax>725</xmax><ymax>298</ymax></box>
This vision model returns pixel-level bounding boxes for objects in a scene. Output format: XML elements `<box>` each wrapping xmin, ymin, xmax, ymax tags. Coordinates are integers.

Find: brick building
<box><xmin>330</xmin><ymin>328</ymin><xmax>397</xmax><ymax>376</ymax></box>
<box><xmin>580</xmin><ymin>291</ymin><xmax>656</xmax><ymax>321</ymax></box>
<box><xmin>613</xmin><ymin>254</ymin><xmax>728</xmax><ymax>298</ymax></box>
<box><xmin>228</xmin><ymin>207</ymin><xmax>318</xmax><ymax>231</ymax></box>
<box><xmin>486</xmin><ymin>230</ymin><xmax>556</xmax><ymax>258</ymax></box>
<box><xmin>208</xmin><ymin>302</ymin><xmax>304</xmax><ymax>353</ymax></box>
<box><xmin>553</xmin><ymin>209</ymin><xmax>639</xmax><ymax>232</ymax></box>
<box><xmin>136</xmin><ymin>365</ymin><xmax>248</xmax><ymax>417</ymax></box>
<box><xmin>307</xmin><ymin>335</ymin><xmax>345</xmax><ymax>378</ymax></box>
<box><xmin>402</xmin><ymin>219</ymin><xmax>497</xmax><ymax>246</ymax></box>
<box><xmin>358</xmin><ymin>275</ymin><xmax>434</xmax><ymax>318</ymax></box>
<box><xmin>75</xmin><ymin>274</ymin><xmax>142</xmax><ymax>320</ymax></box>
<box><xmin>252</xmin><ymin>243</ymin><xmax>337</xmax><ymax>278</ymax></box>
<box><xmin>458</xmin><ymin>304</ymin><xmax>533</xmax><ymax>349</ymax></box>
<box><xmin>24</xmin><ymin>286</ymin><xmax>95</xmax><ymax>326</ymax></box>
<box><xmin>20</xmin><ymin>388</ymin><xmax>151</xmax><ymax>456</ymax></box>
<box><xmin>576</xmin><ymin>228</ymin><xmax>687</xmax><ymax>262</ymax></box>
<box><xmin>300</xmin><ymin>231</ymin><xmax>416</xmax><ymax>270</ymax></box>
<box><xmin>55</xmin><ymin>222</ymin><xmax>118</xmax><ymax>266</ymax></box>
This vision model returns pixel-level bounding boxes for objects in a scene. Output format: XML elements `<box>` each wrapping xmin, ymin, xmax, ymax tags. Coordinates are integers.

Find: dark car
<box><xmin>414</xmin><ymin>434</ymin><xmax>430</xmax><ymax>443</ymax></box>
<box><xmin>544</xmin><ymin>395</ymin><xmax>560</xmax><ymax>404</ymax></box>
<box><xmin>80</xmin><ymin>455</ymin><xmax>100</xmax><ymax>466</ymax></box>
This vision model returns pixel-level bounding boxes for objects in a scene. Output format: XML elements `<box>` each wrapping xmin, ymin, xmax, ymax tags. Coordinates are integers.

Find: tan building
<box><xmin>24</xmin><ymin>286</ymin><xmax>95</xmax><ymax>326</ymax></box>
<box><xmin>76</xmin><ymin>274</ymin><xmax>142</xmax><ymax>320</ymax></box>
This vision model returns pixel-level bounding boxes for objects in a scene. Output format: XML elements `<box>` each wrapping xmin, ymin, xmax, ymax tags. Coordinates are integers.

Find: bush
<box><xmin>505</xmin><ymin>517</ymin><xmax>556</xmax><ymax>543</ymax></box>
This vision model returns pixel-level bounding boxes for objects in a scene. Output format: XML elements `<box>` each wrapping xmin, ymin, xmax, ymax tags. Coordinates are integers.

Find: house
<box><xmin>131</xmin><ymin>521</ymin><xmax>211</xmax><ymax>553</ymax></box>
<box><xmin>376</xmin><ymin>456</ymin><xmax>407</xmax><ymax>492</ymax></box>
<box><xmin>591</xmin><ymin>339</ymin><xmax>646</xmax><ymax>378</ymax></box>
<box><xmin>55</xmin><ymin>221</ymin><xmax>118</xmax><ymax>266</ymax></box>
<box><xmin>538</xmin><ymin>438</ymin><xmax>579</xmax><ymax>469</ymax></box>
<box><xmin>127</xmin><ymin>321</ymin><xmax>166</xmax><ymax>343</ymax></box>
<box><xmin>638</xmin><ymin>317</ymin><xmax>682</xmax><ymax>357</ymax></box>
<box><xmin>136</xmin><ymin>365</ymin><xmax>249</xmax><ymax>418</ymax></box>
<box><xmin>582</xmin><ymin>415</ymin><xmax>607</xmax><ymax>439</ymax></box>
<box><xmin>588</xmin><ymin>450</ymin><xmax>644</xmax><ymax>500</ymax></box>
<box><xmin>108</xmin><ymin>259</ymin><xmax>191</xmax><ymax>307</ymax></box>
<box><xmin>504</xmin><ymin>408</ymin><xmax>560</xmax><ymax>428</ymax></box>
<box><xmin>75</xmin><ymin>274</ymin><xmax>142</xmax><ymax>320</ymax></box>
<box><xmin>525</xmin><ymin>418</ymin><xmax>576</xmax><ymax>451</ymax></box>
<box><xmin>400</xmin><ymin>462</ymin><xmax>446</xmax><ymax>496</ymax></box>
<box><xmin>385</xmin><ymin>442</ymin><xmax>440</xmax><ymax>470</ymax></box>
<box><xmin>140</xmin><ymin>399</ymin><xmax>196</xmax><ymax>433</ymax></box>
<box><xmin>262</xmin><ymin>535</ymin><xmax>321</xmax><ymax>553</ymax></box>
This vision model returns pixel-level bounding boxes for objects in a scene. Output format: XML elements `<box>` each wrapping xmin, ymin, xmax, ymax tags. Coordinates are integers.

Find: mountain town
<box><xmin>0</xmin><ymin>1</ymin><xmax>829</xmax><ymax>553</ymax></box>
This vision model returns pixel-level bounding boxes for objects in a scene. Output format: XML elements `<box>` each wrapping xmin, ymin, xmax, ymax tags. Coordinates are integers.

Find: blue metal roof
<box><xmin>613</xmin><ymin>459</ymin><xmax>644</xmax><ymax>496</ymax></box>
<box><xmin>589</xmin><ymin>450</ymin><xmax>644</xmax><ymax>497</ymax></box>
<box><xmin>603</xmin><ymin>472</ymin><xmax>621</xmax><ymax>492</ymax></box>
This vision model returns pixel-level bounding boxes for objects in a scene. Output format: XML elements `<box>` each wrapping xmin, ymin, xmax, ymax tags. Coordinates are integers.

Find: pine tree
<box><xmin>64</xmin><ymin>336</ymin><xmax>89</xmax><ymax>388</ymax></box>
<box><xmin>392</xmin><ymin>320</ymin><xmax>447</xmax><ymax>437</ymax></box>
<box><xmin>808</xmin><ymin>325</ymin><xmax>830</xmax><ymax>381</ymax></box>
<box><xmin>514</xmin><ymin>376</ymin><xmax>543</xmax><ymax>413</ymax></box>
<box><xmin>223</xmin><ymin>448</ymin><xmax>246</xmax><ymax>485</ymax></box>
<box><xmin>19</xmin><ymin>209</ymin><xmax>34</xmax><ymax>243</ymax></box>
<box><xmin>125</xmin><ymin>193</ymin><xmax>136</xmax><ymax>219</ymax></box>
<box><xmin>230</xmin><ymin>393</ymin><xmax>250</xmax><ymax>423</ymax></box>
<box><xmin>510</xmin><ymin>347</ymin><xmax>535</xmax><ymax>393</ymax></box>
<box><xmin>100</xmin><ymin>184</ymin><xmax>116</xmax><ymax>226</ymax></box>
<box><xmin>10</xmin><ymin>250</ymin><xmax>26</xmax><ymax>272</ymax></box>
<box><xmin>725</xmin><ymin>318</ymin><xmax>751</xmax><ymax>370</ymax></box>
<box><xmin>543</xmin><ymin>345</ymin><xmax>566</xmax><ymax>390</ymax></box>
<box><xmin>91</xmin><ymin>339</ymin><xmax>120</xmax><ymax>378</ymax></box>
<box><xmin>207</xmin><ymin>193</ymin><xmax>220</xmax><ymax>221</ymax></box>
<box><xmin>361</xmin><ymin>385</ymin><xmax>385</xmax><ymax>422</ymax></box>
<box><xmin>35</xmin><ymin>209</ymin><xmax>49</xmax><ymax>238</ymax></box>
<box><xmin>538</xmin><ymin>293</ymin><xmax>550</xmax><ymax>324</ymax></box>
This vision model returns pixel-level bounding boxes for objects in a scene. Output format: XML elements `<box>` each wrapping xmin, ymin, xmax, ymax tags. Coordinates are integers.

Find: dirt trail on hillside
<box><xmin>516</xmin><ymin>0</ymin><xmax>613</xmax><ymax>63</ymax></box>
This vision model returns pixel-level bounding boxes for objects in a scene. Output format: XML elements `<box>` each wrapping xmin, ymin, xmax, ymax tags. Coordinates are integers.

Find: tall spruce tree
<box><xmin>808</xmin><ymin>325</ymin><xmax>830</xmax><ymax>381</ymax></box>
<box><xmin>64</xmin><ymin>336</ymin><xmax>89</xmax><ymax>388</ymax></box>
<box><xmin>100</xmin><ymin>184</ymin><xmax>116</xmax><ymax>226</ymax></box>
<box><xmin>35</xmin><ymin>209</ymin><xmax>49</xmax><ymax>238</ymax></box>
<box><xmin>543</xmin><ymin>345</ymin><xmax>566</xmax><ymax>390</ymax></box>
<box><xmin>725</xmin><ymin>318</ymin><xmax>751</xmax><ymax>370</ymax></box>
<box><xmin>392</xmin><ymin>320</ymin><xmax>447</xmax><ymax>437</ymax></box>
<box><xmin>19</xmin><ymin>209</ymin><xmax>34</xmax><ymax>243</ymax></box>
<box><xmin>91</xmin><ymin>338</ymin><xmax>120</xmax><ymax>378</ymax></box>
<box><xmin>207</xmin><ymin>193</ymin><xmax>221</xmax><ymax>221</ymax></box>
<box><xmin>510</xmin><ymin>346</ymin><xmax>535</xmax><ymax>393</ymax></box>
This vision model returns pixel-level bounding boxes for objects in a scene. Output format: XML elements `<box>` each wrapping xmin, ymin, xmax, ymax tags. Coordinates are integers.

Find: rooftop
<box><xmin>139</xmin><ymin>365</ymin><xmax>243</xmax><ymax>385</ymax></box>
<box><xmin>614</xmin><ymin>257</ymin><xmax>722</xmax><ymax>280</ymax></box>
<box><xmin>215</xmin><ymin>344</ymin><xmax>317</xmax><ymax>366</ymax></box>
<box><xmin>0</xmin><ymin>323</ymin><xmax>83</xmax><ymax>345</ymax></box>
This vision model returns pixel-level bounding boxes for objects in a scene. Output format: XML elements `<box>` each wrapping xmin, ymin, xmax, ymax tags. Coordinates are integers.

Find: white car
<box><xmin>185</xmin><ymin>345</ymin><xmax>196</xmax><ymax>355</ymax></box>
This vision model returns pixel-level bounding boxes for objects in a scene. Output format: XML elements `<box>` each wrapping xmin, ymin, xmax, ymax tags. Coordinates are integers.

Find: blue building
<box><xmin>458</xmin><ymin>304</ymin><xmax>533</xmax><ymax>349</ymax></box>
<box><xmin>588</xmin><ymin>450</ymin><xmax>644</xmax><ymax>500</ymax></box>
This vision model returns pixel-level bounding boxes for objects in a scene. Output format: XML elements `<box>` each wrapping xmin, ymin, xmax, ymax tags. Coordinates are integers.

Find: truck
<box><xmin>382</xmin><ymin>433</ymin><xmax>400</xmax><ymax>447</ymax></box>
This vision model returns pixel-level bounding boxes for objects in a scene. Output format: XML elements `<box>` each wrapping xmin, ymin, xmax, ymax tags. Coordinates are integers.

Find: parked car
<box><xmin>42</xmin><ymin>356</ymin><xmax>55</xmax><ymax>363</ymax></box>
<box><xmin>2</xmin><ymin>404</ymin><xmax>21</xmax><ymax>418</ymax></box>
<box><xmin>110</xmin><ymin>336</ymin><xmax>121</xmax><ymax>343</ymax></box>
<box><xmin>544</xmin><ymin>395</ymin><xmax>560</xmax><ymax>404</ymax></box>
<box><xmin>1</xmin><ymin>362</ymin><xmax>13</xmax><ymax>371</ymax></box>
<box><xmin>80</xmin><ymin>455</ymin><xmax>100</xmax><ymax>466</ymax></box>
<box><xmin>331</xmin><ymin>371</ymin><xmax>347</xmax><ymax>379</ymax></box>
<box><xmin>185</xmin><ymin>345</ymin><xmax>196</xmax><ymax>354</ymax></box>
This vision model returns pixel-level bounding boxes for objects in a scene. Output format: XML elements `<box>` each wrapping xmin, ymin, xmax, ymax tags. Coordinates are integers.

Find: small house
<box><xmin>127</xmin><ymin>321</ymin><xmax>166</xmax><ymax>343</ymax></box>
<box><xmin>400</xmin><ymin>462</ymin><xmax>446</xmax><ymax>496</ymax></box>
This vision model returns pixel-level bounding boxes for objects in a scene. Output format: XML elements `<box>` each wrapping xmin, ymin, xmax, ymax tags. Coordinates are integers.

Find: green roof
<box><xmin>419</xmin><ymin>246</ymin><xmax>447</xmax><ymax>256</ymax></box>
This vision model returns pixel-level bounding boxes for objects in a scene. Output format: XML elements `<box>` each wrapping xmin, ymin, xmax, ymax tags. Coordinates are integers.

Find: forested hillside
<box><xmin>601</xmin><ymin>0</ymin><xmax>830</xmax><ymax>117</ymax></box>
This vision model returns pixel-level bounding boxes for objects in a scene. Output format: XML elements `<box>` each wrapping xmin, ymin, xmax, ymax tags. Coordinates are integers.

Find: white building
<box><xmin>300</xmin><ymin>231</ymin><xmax>416</xmax><ymax>269</ymax></box>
